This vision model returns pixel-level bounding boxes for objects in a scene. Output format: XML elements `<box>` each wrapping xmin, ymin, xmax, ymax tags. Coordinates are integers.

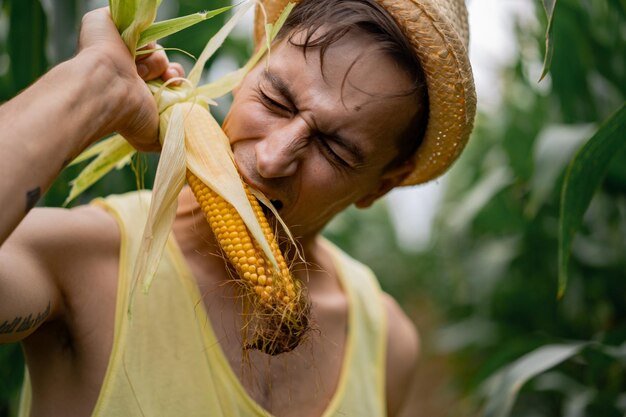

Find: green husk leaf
<box><xmin>182</xmin><ymin>102</ymin><xmax>279</xmax><ymax>270</ymax></box>
<box><xmin>132</xmin><ymin>104</ymin><xmax>187</xmax><ymax>295</ymax></box>
<box><xmin>67</xmin><ymin>134</ymin><xmax>126</xmax><ymax>167</ymax></box>
<box><xmin>268</xmin><ymin>2</ymin><xmax>294</xmax><ymax>39</ymax></box>
<box><xmin>64</xmin><ymin>137</ymin><xmax>136</xmax><ymax>205</ymax></box>
<box><xmin>193</xmin><ymin>46</ymin><xmax>266</xmax><ymax>100</ymax></box>
<box><xmin>188</xmin><ymin>1</ymin><xmax>254</xmax><ymax>88</ymax></box>
<box><xmin>110</xmin><ymin>0</ymin><xmax>159</xmax><ymax>53</ymax></box>
<box><xmin>192</xmin><ymin>2</ymin><xmax>295</xmax><ymax>99</ymax></box>
<box><xmin>109</xmin><ymin>0</ymin><xmax>139</xmax><ymax>36</ymax></box>
<box><xmin>137</xmin><ymin>6</ymin><xmax>234</xmax><ymax>49</ymax></box>
<box><xmin>135</xmin><ymin>47</ymin><xmax>196</xmax><ymax>61</ymax></box>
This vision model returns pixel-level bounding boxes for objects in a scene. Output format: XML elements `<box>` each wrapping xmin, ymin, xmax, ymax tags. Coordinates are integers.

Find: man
<box><xmin>0</xmin><ymin>0</ymin><xmax>475</xmax><ymax>416</ymax></box>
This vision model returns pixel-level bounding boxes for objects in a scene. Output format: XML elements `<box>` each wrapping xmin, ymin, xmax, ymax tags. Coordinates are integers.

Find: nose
<box><xmin>255</xmin><ymin>117</ymin><xmax>310</xmax><ymax>179</ymax></box>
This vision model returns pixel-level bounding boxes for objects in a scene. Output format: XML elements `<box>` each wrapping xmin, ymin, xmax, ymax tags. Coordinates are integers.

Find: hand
<box><xmin>76</xmin><ymin>8</ymin><xmax>184</xmax><ymax>151</ymax></box>
<box><xmin>136</xmin><ymin>42</ymin><xmax>185</xmax><ymax>86</ymax></box>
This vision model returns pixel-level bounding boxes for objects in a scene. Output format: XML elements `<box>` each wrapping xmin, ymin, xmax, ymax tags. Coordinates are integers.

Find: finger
<box><xmin>78</xmin><ymin>7</ymin><xmax>122</xmax><ymax>52</ymax></box>
<box><xmin>135</xmin><ymin>42</ymin><xmax>158</xmax><ymax>63</ymax></box>
<box><xmin>162</xmin><ymin>63</ymin><xmax>186</xmax><ymax>86</ymax></box>
<box><xmin>136</xmin><ymin>49</ymin><xmax>169</xmax><ymax>81</ymax></box>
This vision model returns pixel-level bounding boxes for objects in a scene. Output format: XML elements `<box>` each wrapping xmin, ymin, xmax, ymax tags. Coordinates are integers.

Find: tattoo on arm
<box><xmin>0</xmin><ymin>302</ymin><xmax>51</xmax><ymax>334</ymax></box>
<box><xmin>25</xmin><ymin>187</ymin><xmax>41</xmax><ymax>213</ymax></box>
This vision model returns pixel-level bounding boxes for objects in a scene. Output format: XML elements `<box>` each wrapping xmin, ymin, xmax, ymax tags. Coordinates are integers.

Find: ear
<box><xmin>354</xmin><ymin>159</ymin><xmax>415</xmax><ymax>209</ymax></box>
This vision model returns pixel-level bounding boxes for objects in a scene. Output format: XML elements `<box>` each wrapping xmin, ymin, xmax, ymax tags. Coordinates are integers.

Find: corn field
<box><xmin>1</xmin><ymin>1</ymin><xmax>625</xmax><ymax>416</ymax></box>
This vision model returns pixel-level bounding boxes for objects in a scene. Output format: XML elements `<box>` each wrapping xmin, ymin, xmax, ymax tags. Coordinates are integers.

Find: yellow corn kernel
<box><xmin>183</xmin><ymin>104</ymin><xmax>309</xmax><ymax>355</ymax></box>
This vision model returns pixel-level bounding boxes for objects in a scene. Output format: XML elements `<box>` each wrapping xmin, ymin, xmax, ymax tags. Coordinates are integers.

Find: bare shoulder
<box><xmin>0</xmin><ymin>203</ymin><xmax>120</xmax><ymax>343</ymax></box>
<box><xmin>14</xmin><ymin>204</ymin><xmax>120</xmax><ymax>267</ymax></box>
<box><xmin>11</xmin><ymin>204</ymin><xmax>122</xmax><ymax>294</ymax></box>
<box><xmin>382</xmin><ymin>293</ymin><xmax>419</xmax><ymax>417</ymax></box>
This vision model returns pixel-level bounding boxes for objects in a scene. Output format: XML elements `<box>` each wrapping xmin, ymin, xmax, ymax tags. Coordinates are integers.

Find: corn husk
<box><xmin>132</xmin><ymin>104</ymin><xmax>186</xmax><ymax>296</ymax></box>
<box><xmin>66</xmin><ymin>1</ymin><xmax>295</xmax><ymax>292</ymax></box>
<box><xmin>64</xmin><ymin>135</ymin><xmax>135</xmax><ymax>205</ymax></box>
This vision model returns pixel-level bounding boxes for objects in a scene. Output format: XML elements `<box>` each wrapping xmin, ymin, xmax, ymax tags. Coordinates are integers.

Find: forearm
<box><xmin>0</xmin><ymin>52</ymin><xmax>124</xmax><ymax>243</ymax></box>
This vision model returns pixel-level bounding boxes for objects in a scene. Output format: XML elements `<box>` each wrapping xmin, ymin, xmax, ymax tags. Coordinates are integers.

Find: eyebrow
<box><xmin>261</xmin><ymin>69</ymin><xmax>366</xmax><ymax>166</ymax></box>
<box><xmin>262</xmin><ymin>69</ymin><xmax>296</xmax><ymax>107</ymax></box>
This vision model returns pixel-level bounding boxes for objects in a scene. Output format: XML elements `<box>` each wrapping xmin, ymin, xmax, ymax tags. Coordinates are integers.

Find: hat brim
<box><xmin>253</xmin><ymin>0</ymin><xmax>476</xmax><ymax>186</ymax></box>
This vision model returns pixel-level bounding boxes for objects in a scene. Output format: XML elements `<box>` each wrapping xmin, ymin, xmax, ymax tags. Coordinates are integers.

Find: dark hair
<box><xmin>276</xmin><ymin>0</ymin><xmax>429</xmax><ymax>170</ymax></box>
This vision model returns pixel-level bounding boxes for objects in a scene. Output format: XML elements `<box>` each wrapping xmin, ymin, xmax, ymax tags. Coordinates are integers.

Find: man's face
<box><xmin>223</xmin><ymin>29</ymin><xmax>418</xmax><ymax>241</ymax></box>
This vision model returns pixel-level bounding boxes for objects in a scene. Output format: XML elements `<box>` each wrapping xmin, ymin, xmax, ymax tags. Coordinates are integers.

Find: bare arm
<box><xmin>0</xmin><ymin>8</ymin><xmax>181</xmax><ymax>343</ymax></box>
<box><xmin>0</xmin><ymin>8</ymin><xmax>182</xmax><ymax>244</ymax></box>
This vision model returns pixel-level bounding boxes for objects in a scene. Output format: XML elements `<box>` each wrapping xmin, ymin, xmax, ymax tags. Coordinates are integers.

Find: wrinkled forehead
<box><xmin>277</xmin><ymin>27</ymin><xmax>416</xmax><ymax>101</ymax></box>
<box><xmin>250</xmin><ymin>32</ymin><xmax>419</xmax><ymax>160</ymax></box>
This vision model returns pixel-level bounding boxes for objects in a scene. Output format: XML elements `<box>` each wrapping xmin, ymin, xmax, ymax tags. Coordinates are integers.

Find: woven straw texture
<box><xmin>253</xmin><ymin>0</ymin><xmax>476</xmax><ymax>185</ymax></box>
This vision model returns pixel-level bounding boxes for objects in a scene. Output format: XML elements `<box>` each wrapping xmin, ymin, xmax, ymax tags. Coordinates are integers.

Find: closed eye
<box><xmin>317</xmin><ymin>136</ymin><xmax>353</xmax><ymax>170</ymax></box>
<box><xmin>259</xmin><ymin>89</ymin><xmax>293</xmax><ymax>114</ymax></box>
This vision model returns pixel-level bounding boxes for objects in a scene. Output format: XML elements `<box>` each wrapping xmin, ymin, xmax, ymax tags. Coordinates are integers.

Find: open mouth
<box><xmin>258</xmin><ymin>198</ymin><xmax>284</xmax><ymax>219</ymax></box>
<box><xmin>270</xmin><ymin>199</ymin><xmax>284</xmax><ymax>211</ymax></box>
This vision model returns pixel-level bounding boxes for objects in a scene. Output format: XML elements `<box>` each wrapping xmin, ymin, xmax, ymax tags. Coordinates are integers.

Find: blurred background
<box><xmin>1</xmin><ymin>0</ymin><xmax>625</xmax><ymax>416</ymax></box>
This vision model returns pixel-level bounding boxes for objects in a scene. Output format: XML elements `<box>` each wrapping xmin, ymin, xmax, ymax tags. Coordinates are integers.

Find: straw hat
<box><xmin>253</xmin><ymin>0</ymin><xmax>476</xmax><ymax>186</ymax></box>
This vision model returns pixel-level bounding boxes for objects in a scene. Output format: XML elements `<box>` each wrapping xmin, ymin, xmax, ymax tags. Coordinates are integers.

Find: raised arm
<box><xmin>0</xmin><ymin>8</ymin><xmax>181</xmax><ymax>344</ymax></box>
<box><xmin>0</xmin><ymin>8</ymin><xmax>181</xmax><ymax>244</ymax></box>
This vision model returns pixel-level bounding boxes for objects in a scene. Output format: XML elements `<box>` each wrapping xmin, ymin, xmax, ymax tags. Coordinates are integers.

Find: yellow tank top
<box><xmin>19</xmin><ymin>191</ymin><xmax>387</xmax><ymax>417</ymax></box>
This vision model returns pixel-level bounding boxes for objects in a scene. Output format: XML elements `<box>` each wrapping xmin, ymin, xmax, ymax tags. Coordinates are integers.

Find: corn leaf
<box><xmin>64</xmin><ymin>138</ymin><xmax>136</xmax><ymax>205</ymax></box>
<box><xmin>182</xmin><ymin>102</ymin><xmax>278</xmax><ymax>270</ymax></box>
<box><xmin>188</xmin><ymin>1</ymin><xmax>254</xmax><ymax>88</ymax></box>
<box><xmin>137</xmin><ymin>6</ymin><xmax>234</xmax><ymax>49</ymax></box>
<box><xmin>558</xmin><ymin>103</ymin><xmax>626</xmax><ymax>298</ymax></box>
<box><xmin>482</xmin><ymin>343</ymin><xmax>587</xmax><ymax>417</ymax></box>
<box><xmin>132</xmin><ymin>104</ymin><xmax>187</xmax><ymax>295</ymax></box>
<box><xmin>539</xmin><ymin>0</ymin><xmax>558</xmax><ymax>82</ymax></box>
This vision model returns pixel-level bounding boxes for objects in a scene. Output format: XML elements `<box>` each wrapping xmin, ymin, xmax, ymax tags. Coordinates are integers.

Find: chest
<box><xmin>186</xmin><ymin>254</ymin><xmax>351</xmax><ymax>417</ymax></box>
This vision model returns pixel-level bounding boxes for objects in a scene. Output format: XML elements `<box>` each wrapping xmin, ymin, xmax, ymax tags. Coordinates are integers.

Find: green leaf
<box><xmin>137</xmin><ymin>6</ymin><xmax>233</xmax><ymax>49</ymax></box>
<box><xmin>109</xmin><ymin>0</ymin><xmax>138</xmax><ymax>36</ymax></box>
<box><xmin>539</xmin><ymin>0</ymin><xmax>558</xmax><ymax>82</ymax></box>
<box><xmin>558</xmin><ymin>103</ymin><xmax>626</xmax><ymax>298</ymax></box>
<box><xmin>481</xmin><ymin>343</ymin><xmax>587</xmax><ymax>417</ymax></box>
<box><xmin>526</xmin><ymin>124</ymin><xmax>595</xmax><ymax>217</ymax></box>
<box><xmin>7</xmin><ymin>0</ymin><xmax>48</xmax><ymax>93</ymax></box>
<box><xmin>109</xmin><ymin>0</ymin><xmax>158</xmax><ymax>53</ymax></box>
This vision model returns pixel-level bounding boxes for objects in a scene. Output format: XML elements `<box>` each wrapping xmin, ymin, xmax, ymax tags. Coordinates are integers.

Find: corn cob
<box><xmin>185</xmin><ymin>117</ymin><xmax>309</xmax><ymax>355</ymax></box>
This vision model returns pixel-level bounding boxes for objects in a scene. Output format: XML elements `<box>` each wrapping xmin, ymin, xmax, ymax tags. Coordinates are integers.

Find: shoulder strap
<box><xmin>318</xmin><ymin>237</ymin><xmax>388</xmax><ymax>417</ymax></box>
